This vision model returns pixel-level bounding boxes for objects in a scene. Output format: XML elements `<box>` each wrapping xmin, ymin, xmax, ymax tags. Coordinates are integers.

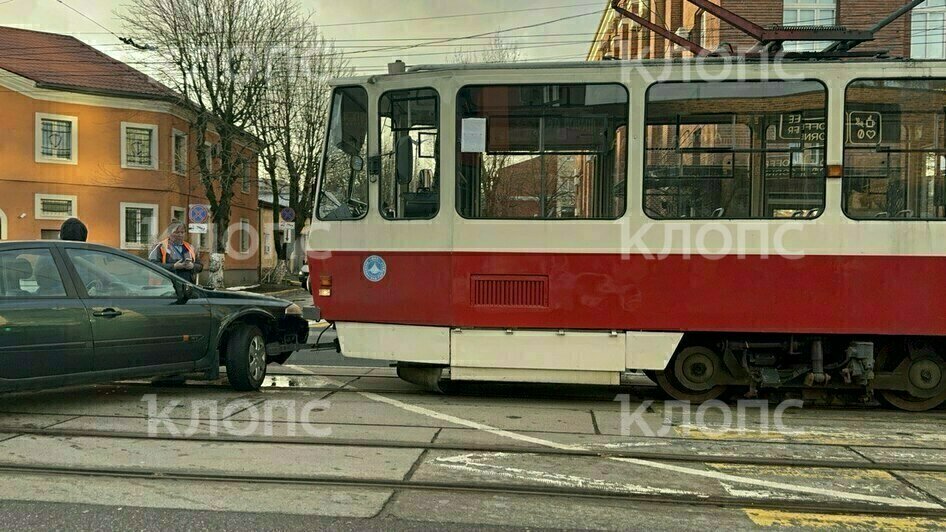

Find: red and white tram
<box><xmin>307</xmin><ymin>58</ymin><xmax>946</xmax><ymax>411</ymax></box>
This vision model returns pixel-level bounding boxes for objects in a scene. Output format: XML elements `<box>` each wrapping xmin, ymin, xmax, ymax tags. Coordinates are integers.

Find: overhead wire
<box><xmin>53</xmin><ymin>0</ymin><xmax>121</xmax><ymax>39</ymax></box>
<box><xmin>318</xmin><ymin>2</ymin><xmax>605</xmax><ymax>27</ymax></box>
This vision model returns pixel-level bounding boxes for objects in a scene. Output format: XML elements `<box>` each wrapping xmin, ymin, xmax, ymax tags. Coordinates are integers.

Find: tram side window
<box><xmin>644</xmin><ymin>81</ymin><xmax>827</xmax><ymax>220</ymax></box>
<box><xmin>317</xmin><ymin>86</ymin><xmax>369</xmax><ymax>221</ymax></box>
<box><xmin>456</xmin><ymin>84</ymin><xmax>628</xmax><ymax>220</ymax></box>
<box><xmin>844</xmin><ymin>79</ymin><xmax>946</xmax><ymax>220</ymax></box>
<box><xmin>379</xmin><ymin>88</ymin><xmax>440</xmax><ymax>220</ymax></box>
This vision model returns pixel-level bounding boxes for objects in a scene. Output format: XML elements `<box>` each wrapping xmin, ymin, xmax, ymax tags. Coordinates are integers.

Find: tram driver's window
<box><xmin>644</xmin><ymin>81</ymin><xmax>827</xmax><ymax>220</ymax></box>
<box><xmin>317</xmin><ymin>86</ymin><xmax>369</xmax><ymax>221</ymax></box>
<box><xmin>456</xmin><ymin>84</ymin><xmax>628</xmax><ymax>220</ymax></box>
<box><xmin>379</xmin><ymin>88</ymin><xmax>440</xmax><ymax>220</ymax></box>
<box><xmin>844</xmin><ymin>79</ymin><xmax>946</xmax><ymax>220</ymax></box>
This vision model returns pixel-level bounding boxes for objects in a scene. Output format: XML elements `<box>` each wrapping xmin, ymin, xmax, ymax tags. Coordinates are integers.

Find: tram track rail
<box><xmin>0</xmin><ymin>461</ymin><xmax>943</xmax><ymax>519</ymax></box>
<box><xmin>1</xmin><ymin>424</ymin><xmax>944</xmax><ymax>474</ymax></box>
<box><xmin>118</xmin><ymin>378</ymin><xmax>946</xmax><ymax>423</ymax></box>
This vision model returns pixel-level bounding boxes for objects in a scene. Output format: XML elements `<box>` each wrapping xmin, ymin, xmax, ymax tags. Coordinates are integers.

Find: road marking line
<box><xmin>286</xmin><ymin>365</ymin><xmax>942</xmax><ymax>509</ymax></box>
<box><xmin>436</xmin><ymin>452</ymin><xmax>702</xmax><ymax>497</ymax></box>
<box><xmin>745</xmin><ymin>509</ymin><xmax>946</xmax><ymax>530</ymax></box>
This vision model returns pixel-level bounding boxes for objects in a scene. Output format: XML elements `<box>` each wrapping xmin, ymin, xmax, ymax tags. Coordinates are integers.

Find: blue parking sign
<box><xmin>189</xmin><ymin>204</ymin><xmax>210</xmax><ymax>224</ymax></box>
<box><xmin>280</xmin><ymin>207</ymin><xmax>295</xmax><ymax>223</ymax></box>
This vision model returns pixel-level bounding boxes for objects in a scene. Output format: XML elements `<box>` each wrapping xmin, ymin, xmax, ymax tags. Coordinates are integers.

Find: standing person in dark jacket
<box><xmin>59</xmin><ymin>218</ymin><xmax>88</xmax><ymax>241</ymax></box>
<box><xmin>149</xmin><ymin>221</ymin><xmax>203</xmax><ymax>283</ymax></box>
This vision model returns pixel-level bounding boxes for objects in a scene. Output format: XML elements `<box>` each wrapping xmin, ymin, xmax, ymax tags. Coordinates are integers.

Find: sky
<box><xmin>0</xmin><ymin>0</ymin><xmax>606</xmax><ymax>75</ymax></box>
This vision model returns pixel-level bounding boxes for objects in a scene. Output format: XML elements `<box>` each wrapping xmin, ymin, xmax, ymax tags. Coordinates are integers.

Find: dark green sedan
<box><xmin>0</xmin><ymin>241</ymin><xmax>311</xmax><ymax>392</ymax></box>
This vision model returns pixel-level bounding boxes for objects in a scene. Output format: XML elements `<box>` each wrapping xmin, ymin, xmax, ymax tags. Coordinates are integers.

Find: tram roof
<box><xmin>330</xmin><ymin>57</ymin><xmax>945</xmax><ymax>87</ymax></box>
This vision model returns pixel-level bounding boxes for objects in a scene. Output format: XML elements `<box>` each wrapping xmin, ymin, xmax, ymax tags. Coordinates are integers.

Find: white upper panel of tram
<box><xmin>313</xmin><ymin>59</ymin><xmax>946</xmax><ymax>257</ymax></box>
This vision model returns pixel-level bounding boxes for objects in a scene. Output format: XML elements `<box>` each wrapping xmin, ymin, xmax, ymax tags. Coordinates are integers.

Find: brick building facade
<box><xmin>589</xmin><ymin>0</ymin><xmax>943</xmax><ymax>60</ymax></box>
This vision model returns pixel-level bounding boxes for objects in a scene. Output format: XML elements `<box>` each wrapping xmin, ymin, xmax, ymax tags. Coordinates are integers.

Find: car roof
<box><xmin>0</xmin><ymin>240</ymin><xmax>150</xmax><ymax>255</ymax></box>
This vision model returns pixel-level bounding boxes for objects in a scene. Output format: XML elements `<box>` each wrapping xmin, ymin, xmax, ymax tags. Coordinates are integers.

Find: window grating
<box><xmin>124</xmin><ymin>207</ymin><xmax>154</xmax><ymax>245</ymax></box>
<box><xmin>41</xmin><ymin>119</ymin><xmax>72</xmax><ymax>159</ymax></box>
<box><xmin>40</xmin><ymin>198</ymin><xmax>73</xmax><ymax>217</ymax></box>
<box><xmin>126</xmin><ymin>127</ymin><xmax>154</xmax><ymax>167</ymax></box>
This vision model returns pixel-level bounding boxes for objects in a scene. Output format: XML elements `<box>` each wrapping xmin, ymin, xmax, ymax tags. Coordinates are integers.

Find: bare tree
<box><xmin>255</xmin><ymin>20</ymin><xmax>350</xmax><ymax>274</ymax></box>
<box><xmin>454</xmin><ymin>36</ymin><xmax>522</xmax><ymax>64</ymax></box>
<box><xmin>120</xmin><ymin>0</ymin><xmax>298</xmax><ymax>260</ymax></box>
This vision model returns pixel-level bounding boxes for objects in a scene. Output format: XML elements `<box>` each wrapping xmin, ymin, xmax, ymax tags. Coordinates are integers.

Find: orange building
<box><xmin>0</xmin><ymin>27</ymin><xmax>260</xmax><ymax>285</ymax></box>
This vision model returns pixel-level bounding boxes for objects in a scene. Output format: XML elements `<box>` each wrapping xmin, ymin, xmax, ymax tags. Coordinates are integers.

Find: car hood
<box><xmin>201</xmin><ymin>288</ymin><xmax>290</xmax><ymax>306</ymax></box>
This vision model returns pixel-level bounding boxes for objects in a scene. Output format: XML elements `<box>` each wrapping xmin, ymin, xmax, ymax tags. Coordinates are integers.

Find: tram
<box><xmin>307</xmin><ymin>58</ymin><xmax>946</xmax><ymax>411</ymax></box>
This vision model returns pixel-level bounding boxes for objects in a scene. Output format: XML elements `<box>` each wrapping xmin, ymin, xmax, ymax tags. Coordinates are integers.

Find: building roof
<box><xmin>0</xmin><ymin>26</ymin><xmax>178</xmax><ymax>101</ymax></box>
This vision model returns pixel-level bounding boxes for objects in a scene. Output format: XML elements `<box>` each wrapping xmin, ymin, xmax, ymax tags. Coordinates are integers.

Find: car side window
<box><xmin>66</xmin><ymin>249</ymin><xmax>176</xmax><ymax>298</ymax></box>
<box><xmin>0</xmin><ymin>249</ymin><xmax>67</xmax><ymax>298</ymax></box>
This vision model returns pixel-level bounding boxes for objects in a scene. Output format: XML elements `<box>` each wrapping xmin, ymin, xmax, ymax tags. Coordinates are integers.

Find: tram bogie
<box><xmin>309</xmin><ymin>58</ymin><xmax>946</xmax><ymax>411</ymax></box>
<box><xmin>651</xmin><ymin>334</ymin><xmax>946</xmax><ymax>410</ymax></box>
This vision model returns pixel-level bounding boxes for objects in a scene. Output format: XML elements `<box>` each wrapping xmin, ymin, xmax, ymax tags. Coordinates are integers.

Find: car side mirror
<box><xmin>396</xmin><ymin>136</ymin><xmax>414</xmax><ymax>185</ymax></box>
<box><xmin>176</xmin><ymin>282</ymin><xmax>195</xmax><ymax>303</ymax></box>
<box><xmin>350</xmin><ymin>154</ymin><xmax>364</xmax><ymax>172</ymax></box>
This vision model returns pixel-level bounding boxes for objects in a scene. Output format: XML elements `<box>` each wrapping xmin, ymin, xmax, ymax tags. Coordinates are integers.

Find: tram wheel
<box><xmin>654</xmin><ymin>346</ymin><xmax>728</xmax><ymax>402</ymax></box>
<box><xmin>396</xmin><ymin>364</ymin><xmax>444</xmax><ymax>393</ymax></box>
<box><xmin>877</xmin><ymin>346</ymin><xmax>946</xmax><ymax>412</ymax></box>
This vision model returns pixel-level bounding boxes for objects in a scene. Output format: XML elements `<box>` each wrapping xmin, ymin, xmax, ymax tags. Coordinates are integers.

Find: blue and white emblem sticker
<box><xmin>362</xmin><ymin>255</ymin><xmax>387</xmax><ymax>282</ymax></box>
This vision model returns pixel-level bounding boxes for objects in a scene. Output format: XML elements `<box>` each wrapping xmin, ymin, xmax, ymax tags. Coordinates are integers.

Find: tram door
<box><xmin>378</xmin><ymin>88</ymin><xmax>440</xmax><ymax>221</ymax></box>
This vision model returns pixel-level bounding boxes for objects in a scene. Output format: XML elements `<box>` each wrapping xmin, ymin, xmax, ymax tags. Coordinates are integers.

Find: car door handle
<box><xmin>92</xmin><ymin>308</ymin><xmax>123</xmax><ymax>318</ymax></box>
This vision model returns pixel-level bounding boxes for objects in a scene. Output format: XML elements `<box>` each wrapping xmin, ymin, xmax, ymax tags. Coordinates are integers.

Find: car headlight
<box><xmin>285</xmin><ymin>303</ymin><xmax>303</xmax><ymax>316</ymax></box>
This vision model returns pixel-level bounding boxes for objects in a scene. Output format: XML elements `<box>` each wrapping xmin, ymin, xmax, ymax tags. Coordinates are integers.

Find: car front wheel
<box><xmin>226</xmin><ymin>325</ymin><xmax>267</xmax><ymax>391</ymax></box>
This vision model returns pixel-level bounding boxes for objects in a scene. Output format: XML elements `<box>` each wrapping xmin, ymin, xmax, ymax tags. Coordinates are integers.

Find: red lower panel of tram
<box><xmin>308</xmin><ymin>251</ymin><xmax>946</xmax><ymax>336</ymax></box>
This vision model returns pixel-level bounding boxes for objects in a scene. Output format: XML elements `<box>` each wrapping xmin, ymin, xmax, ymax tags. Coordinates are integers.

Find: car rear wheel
<box><xmin>226</xmin><ymin>325</ymin><xmax>267</xmax><ymax>391</ymax></box>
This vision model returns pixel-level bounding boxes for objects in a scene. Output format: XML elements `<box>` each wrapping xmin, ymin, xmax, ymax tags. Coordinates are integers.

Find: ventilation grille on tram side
<box><xmin>471</xmin><ymin>275</ymin><xmax>549</xmax><ymax>308</ymax></box>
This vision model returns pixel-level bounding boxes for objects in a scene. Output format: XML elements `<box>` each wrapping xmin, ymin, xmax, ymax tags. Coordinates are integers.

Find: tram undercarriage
<box><xmin>383</xmin><ymin>330</ymin><xmax>946</xmax><ymax>412</ymax></box>
<box><xmin>648</xmin><ymin>335</ymin><xmax>946</xmax><ymax>411</ymax></box>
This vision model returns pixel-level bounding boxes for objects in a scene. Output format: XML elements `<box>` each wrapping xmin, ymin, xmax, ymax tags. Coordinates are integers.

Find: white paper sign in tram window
<box><xmin>461</xmin><ymin>118</ymin><xmax>487</xmax><ymax>153</ymax></box>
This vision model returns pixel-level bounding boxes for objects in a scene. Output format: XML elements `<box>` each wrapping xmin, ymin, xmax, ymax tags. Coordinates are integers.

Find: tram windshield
<box><xmin>317</xmin><ymin>86</ymin><xmax>369</xmax><ymax>221</ymax></box>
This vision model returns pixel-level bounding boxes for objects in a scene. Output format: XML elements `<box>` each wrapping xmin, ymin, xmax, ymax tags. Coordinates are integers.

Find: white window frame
<box><xmin>782</xmin><ymin>0</ymin><xmax>837</xmax><ymax>52</ymax></box>
<box><xmin>0</xmin><ymin>208</ymin><xmax>7</xmax><ymax>240</ymax></box>
<box><xmin>242</xmin><ymin>159</ymin><xmax>252</xmax><ymax>194</ymax></box>
<box><xmin>239</xmin><ymin>217</ymin><xmax>251</xmax><ymax>253</ymax></box>
<box><xmin>171</xmin><ymin>206</ymin><xmax>186</xmax><ymax>224</ymax></box>
<box><xmin>172</xmin><ymin>129</ymin><xmax>188</xmax><ymax>175</ymax></box>
<box><xmin>912</xmin><ymin>1</ymin><xmax>946</xmax><ymax>59</ymax></box>
<box><xmin>203</xmin><ymin>141</ymin><xmax>215</xmax><ymax>172</ymax></box>
<box><xmin>120</xmin><ymin>202</ymin><xmax>159</xmax><ymax>250</ymax></box>
<box><xmin>121</xmin><ymin>122</ymin><xmax>159</xmax><ymax>170</ymax></box>
<box><xmin>196</xmin><ymin>231</ymin><xmax>209</xmax><ymax>251</ymax></box>
<box><xmin>35</xmin><ymin>113</ymin><xmax>78</xmax><ymax>165</ymax></box>
<box><xmin>34</xmin><ymin>193</ymin><xmax>78</xmax><ymax>221</ymax></box>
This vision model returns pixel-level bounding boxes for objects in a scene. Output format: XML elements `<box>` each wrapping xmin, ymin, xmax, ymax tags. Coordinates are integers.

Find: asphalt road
<box><xmin>0</xmin><ymin>500</ymin><xmax>530</xmax><ymax>531</ymax></box>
